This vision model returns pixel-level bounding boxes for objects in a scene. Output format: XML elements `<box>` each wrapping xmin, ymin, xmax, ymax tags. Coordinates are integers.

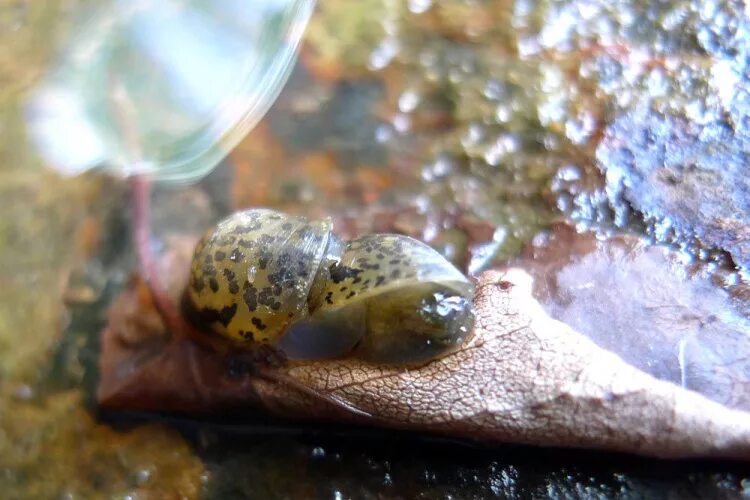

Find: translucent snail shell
<box><xmin>184</xmin><ymin>209</ymin><xmax>474</xmax><ymax>365</ymax></box>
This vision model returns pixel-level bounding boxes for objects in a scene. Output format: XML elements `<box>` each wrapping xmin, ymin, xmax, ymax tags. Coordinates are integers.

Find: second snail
<box><xmin>183</xmin><ymin>209</ymin><xmax>475</xmax><ymax>365</ymax></box>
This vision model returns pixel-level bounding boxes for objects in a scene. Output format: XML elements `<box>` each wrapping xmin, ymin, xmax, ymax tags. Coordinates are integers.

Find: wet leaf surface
<box><xmin>515</xmin><ymin>223</ymin><xmax>750</xmax><ymax>411</ymax></box>
<box><xmin>97</xmin><ymin>238</ymin><xmax>750</xmax><ymax>460</ymax></box>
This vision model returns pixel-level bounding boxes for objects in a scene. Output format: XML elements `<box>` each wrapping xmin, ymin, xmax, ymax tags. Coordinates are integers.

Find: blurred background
<box><xmin>1</xmin><ymin>0</ymin><xmax>750</xmax><ymax>497</ymax></box>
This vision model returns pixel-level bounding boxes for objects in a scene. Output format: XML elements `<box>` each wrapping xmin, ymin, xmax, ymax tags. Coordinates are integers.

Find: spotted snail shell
<box><xmin>184</xmin><ymin>209</ymin><xmax>474</xmax><ymax>365</ymax></box>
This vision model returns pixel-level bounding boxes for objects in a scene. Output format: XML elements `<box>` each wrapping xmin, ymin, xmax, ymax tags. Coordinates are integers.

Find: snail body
<box><xmin>185</xmin><ymin>209</ymin><xmax>474</xmax><ymax>365</ymax></box>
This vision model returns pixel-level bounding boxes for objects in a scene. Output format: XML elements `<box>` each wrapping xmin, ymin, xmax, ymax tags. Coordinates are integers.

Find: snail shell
<box><xmin>184</xmin><ymin>209</ymin><xmax>474</xmax><ymax>365</ymax></box>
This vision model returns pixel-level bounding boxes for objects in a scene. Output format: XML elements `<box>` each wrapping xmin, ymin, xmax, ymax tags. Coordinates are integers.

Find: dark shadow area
<box><xmin>102</xmin><ymin>410</ymin><xmax>750</xmax><ymax>499</ymax></box>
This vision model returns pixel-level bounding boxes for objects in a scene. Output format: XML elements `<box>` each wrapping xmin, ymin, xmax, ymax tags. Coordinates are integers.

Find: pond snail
<box><xmin>183</xmin><ymin>209</ymin><xmax>475</xmax><ymax>365</ymax></box>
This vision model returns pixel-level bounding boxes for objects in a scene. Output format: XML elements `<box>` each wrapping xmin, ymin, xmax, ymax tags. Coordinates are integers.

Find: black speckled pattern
<box><xmin>185</xmin><ymin>209</ymin><xmax>474</xmax><ymax>363</ymax></box>
<box><xmin>315</xmin><ymin>234</ymin><xmax>471</xmax><ymax>312</ymax></box>
<box><xmin>186</xmin><ymin>209</ymin><xmax>331</xmax><ymax>344</ymax></box>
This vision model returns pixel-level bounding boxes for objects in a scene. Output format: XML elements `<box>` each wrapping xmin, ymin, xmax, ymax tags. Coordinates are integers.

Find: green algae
<box><xmin>1</xmin><ymin>390</ymin><xmax>204</xmax><ymax>499</ymax></box>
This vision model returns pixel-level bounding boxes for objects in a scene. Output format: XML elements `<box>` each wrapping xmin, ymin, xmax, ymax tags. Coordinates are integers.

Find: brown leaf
<box><xmin>266</xmin><ymin>269</ymin><xmax>750</xmax><ymax>459</ymax></box>
<box><xmin>98</xmin><ymin>250</ymin><xmax>750</xmax><ymax>460</ymax></box>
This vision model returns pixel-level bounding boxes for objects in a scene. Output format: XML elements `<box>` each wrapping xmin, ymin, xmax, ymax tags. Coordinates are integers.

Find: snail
<box><xmin>183</xmin><ymin>209</ymin><xmax>475</xmax><ymax>365</ymax></box>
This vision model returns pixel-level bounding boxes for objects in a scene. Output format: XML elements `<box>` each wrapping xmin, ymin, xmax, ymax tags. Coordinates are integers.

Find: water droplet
<box><xmin>558</xmin><ymin>164</ymin><xmax>582</xmax><ymax>182</ymax></box>
<box><xmin>740</xmin><ymin>478</ymin><xmax>750</xmax><ymax>495</ymax></box>
<box><xmin>375</xmin><ymin>123</ymin><xmax>393</xmax><ymax>143</ymax></box>
<box><xmin>422</xmin><ymin>154</ymin><xmax>456</xmax><ymax>181</ymax></box>
<box><xmin>247</xmin><ymin>265</ymin><xmax>258</xmax><ymax>283</ymax></box>
<box><xmin>392</xmin><ymin>113</ymin><xmax>411</xmax><ymax>133</ymax></box>
<box><xmin>369</xmin><ymin>38</ymin><xmax>399</xmax><ymax>70</ymax></box>
<box><xmin>483</xmin><ymin>146</ymin><xmax>502</xmax><ymax>167</ymax></box>
<box><xmin>565</xmin><ymin>113</ymin><xmax>596</xmax><ymax>144</ymax></box>
<box><xmin>494</xmin><ymin>104</ymin><xmax>511</xmax><ymax>123</ymax></box>
<box><xmin>461</xmin><ymin>122</ymin><xmax>485</xmax><ymax>148</ymax></box>
<box><xmin>723</xmin><ymin>272</ymin><xmax>740</xmax><ymax>286</ymax></box>
<box><xmin>136</xmin><ymin>468</ymin><xmax>153</xmax><ymax>485</ymax></box>
<box><xmin>13</xmin><ymin>384</ymin><xmax>33</xmax><ymax>401</ymax></box>
<box><xmin>408</xmin><ymin>0</ymin><xmax>433</xmax><ymax>14</ymax></box>
<box><xmin>468</xmin><ymin>237</ymin><xmax>505</xmax><ymax>276</ymax></box>
<box><xmin>398</xmin><ymin>90</ymin><xmax>420</xmax><ymax>112</ymax></box>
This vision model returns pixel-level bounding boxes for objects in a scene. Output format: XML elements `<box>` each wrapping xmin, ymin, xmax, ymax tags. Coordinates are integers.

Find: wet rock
<box><xmin>597</xmin><ymin>106</ymin><xmax>750</xmax><ymax>269</ymax></box>
<box><xmin>516</xmin><ymin>223</ymin><xmax>750</xmax><ymax>411</ymax></box>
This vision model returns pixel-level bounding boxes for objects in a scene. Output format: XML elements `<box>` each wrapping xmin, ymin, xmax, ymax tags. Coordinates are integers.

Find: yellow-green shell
<box><xmin>185</xmin><ymin>209</ymin><xmax>475</xmax><ymax>364</ymax></box>
<box><xmin>186</xmin><ymin>209</ymin><xmax>331</xmax><ymax>344</ymax></box>
<box><xmin>312</xmin><ymin>234</ymin><xmax>472</xmax><ymax>311</ymax></box>
<box><xmin>309</xmin><ymin>234</ymin><xmax>474</xmax><ymax>363</ymax></box>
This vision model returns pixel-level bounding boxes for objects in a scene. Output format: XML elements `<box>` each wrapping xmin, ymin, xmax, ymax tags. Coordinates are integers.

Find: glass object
<box><xmin>25</xmin><ymin>0</ymin><xmax>314</xmax><ymax>182</ymax></box>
